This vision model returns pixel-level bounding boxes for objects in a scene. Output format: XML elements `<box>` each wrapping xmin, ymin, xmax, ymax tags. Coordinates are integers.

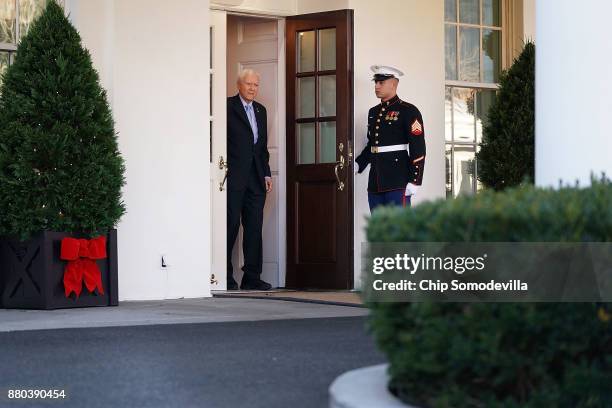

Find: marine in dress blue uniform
<box><xmin>355</xmin><ymin>65</ymin><xmax>426</xmax><ymax>212</ymax></box>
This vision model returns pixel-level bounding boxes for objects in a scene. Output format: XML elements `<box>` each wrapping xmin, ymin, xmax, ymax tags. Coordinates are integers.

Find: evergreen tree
<box><xmin>0</xmin><ymin>1</ymin><xmax>125</xmax><ymax>240</ymax></box>
<box><xmin>476</xmin><ymin>41</ymin><xmax>535</xmax><ymax>190</ymax></box>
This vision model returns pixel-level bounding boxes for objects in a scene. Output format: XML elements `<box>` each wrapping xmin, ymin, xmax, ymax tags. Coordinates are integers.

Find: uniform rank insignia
<box><xmin>411</xmin><ymin>119</ymin><xmax>423</xmax><ymax>135</ymax></box>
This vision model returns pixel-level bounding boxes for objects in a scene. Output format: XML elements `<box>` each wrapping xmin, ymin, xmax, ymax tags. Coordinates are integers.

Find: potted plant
<box><xmin>476</xmin><ymin>41</ymin><xmax>535</xmax><ymax>190</ymax></box>
<box><xmin>0</xmin><ymin>1</ymin><xmax>125</xmax><ymax>309</ymax></box>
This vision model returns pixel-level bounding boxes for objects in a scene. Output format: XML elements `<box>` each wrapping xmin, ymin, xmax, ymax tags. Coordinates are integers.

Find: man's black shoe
<box><xmin>240</xmin><ymin>278</ymin><xmax>272</xmax><ymax>291</ymax></box>
<box><xmin>227</xmin><ymin>278</ymin><xmax>239</xmax><ymax>291</ymax></box>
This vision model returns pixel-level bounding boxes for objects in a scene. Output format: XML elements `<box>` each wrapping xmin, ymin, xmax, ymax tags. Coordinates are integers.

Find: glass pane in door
<box><xmin>318</xmin><ymin>75</ymin><xmax>336</xmax><ymax>117</ymax></box>
<box><xmin>319</xmin><ymin>121</ymin><xmax>336</xmax><ymax>163</ymax></box>
<box><xmin>297</xmin><ymin>30</ymin><xmax>315</xmax><ymax>72</ymax></box>
<box><xmin>297</xmin><ymin>77</ymin><xmax>315</xmax><ymax>118</ymax></box>
<box><xmin>297</xmin><ymin>123</ymin><xmax>315</xmax><ymax>164</ymax></box>
<box><xmin>318</xmin><ymin>28</ymin><xmax>336</xmax><ymax>71</ymax></box>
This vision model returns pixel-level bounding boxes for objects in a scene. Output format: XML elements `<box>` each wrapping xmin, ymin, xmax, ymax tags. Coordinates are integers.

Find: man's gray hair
<box><xmin>237</xmin><ymin>68</ymin><xmax>261</xmax><ymax>83</ymax></box>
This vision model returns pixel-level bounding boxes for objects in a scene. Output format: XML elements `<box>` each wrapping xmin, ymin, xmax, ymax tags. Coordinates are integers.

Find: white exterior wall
<box><xmin>536</xmin><ymin>0</ymin><xmax>612</xmax><ymax>187</ymax></box>
<box><xmin>64</xmin><ymin>0</ymin><xmax>457</xmax><ymax>297</ymax></box>
<box><xmin>349</xmin><ymin>0</ymin><xmax>446</xmax><ymax>287</ymax></box>
<box><xmin>65</xmin><ymin>1</ymin><xmax>114</xmax><ymax>101</ymax></box>
<box><xmin>297</xmin><ymin>0</ymin><xmax>348</xmax><ymax>13</ymax></box>
<box><xmin>68</xmin><ymin>0</ymin><xmax>211</xmax><ymax>301</ymax></box>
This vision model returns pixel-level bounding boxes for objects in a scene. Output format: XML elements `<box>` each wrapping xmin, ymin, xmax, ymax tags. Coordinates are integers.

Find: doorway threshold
<box><xmin>212</xmin><ymin>290</ymin><xmax>364</xmax><ymax>308</ymax></box>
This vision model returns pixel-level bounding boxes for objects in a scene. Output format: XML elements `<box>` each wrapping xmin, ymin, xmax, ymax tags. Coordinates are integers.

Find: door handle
<box><xmin>219</xmin><ymin>156</ymin><xmax>228</xmax><ymax>191</ymax></box>
<box><xmin>334</xmin><ymin>148</ymin><xmax>346</xmax><ymax>192</ymax></box>
<box><xmin>219</xmin><ymin>156</ymin><xmax>227</xmax><ymax>170</ymax></box>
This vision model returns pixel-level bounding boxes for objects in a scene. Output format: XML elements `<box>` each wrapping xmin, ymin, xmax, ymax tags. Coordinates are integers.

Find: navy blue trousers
<box><xmin>368</xmin><ymin>189</ymin><xmax>411</xmax><ymax>212</ymax></box>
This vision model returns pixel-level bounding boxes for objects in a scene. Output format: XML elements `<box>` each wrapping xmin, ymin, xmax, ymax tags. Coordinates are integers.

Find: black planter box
<box><xmin>0</xmin><ymin>230</ymin><xmax>118</xmax><ymax>310</ymax></box>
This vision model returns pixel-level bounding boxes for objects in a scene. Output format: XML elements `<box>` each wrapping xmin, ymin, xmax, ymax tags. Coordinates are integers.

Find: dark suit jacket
<box><xmin>227</xmin><ymin>94</ymin><xmax>271</xmax><ymax>191</ymax></box>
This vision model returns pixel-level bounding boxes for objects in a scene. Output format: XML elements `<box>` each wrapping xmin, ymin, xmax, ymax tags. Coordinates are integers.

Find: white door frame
<box><xmin>210</xmin><ymin>10</ymin><xmax>228</xmax><ymax>290</ymax></box>
<box><xmin>276</xmin><ymin>18</ymin><xmax>287</xmax><ymax>288</ymax></box>
<box><xmin>210</xmin><ymin>9</ymin><xmax>287</xmax><ymax>289</ymax></box>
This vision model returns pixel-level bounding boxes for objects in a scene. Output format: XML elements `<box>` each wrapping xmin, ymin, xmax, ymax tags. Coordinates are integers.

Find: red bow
<box><xmin>60</xmin><ymin>236</ymin><xmax>107</xmax><ymax>298</ymax></box>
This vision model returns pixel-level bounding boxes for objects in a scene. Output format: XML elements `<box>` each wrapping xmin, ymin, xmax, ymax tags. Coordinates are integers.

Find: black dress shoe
<box><xmin>240</xmin><ymin>278</ymin><xmax>272</xmax><ymax>291</ymax></box>
<box><xmin>227</xmin><ymin>278</ymin><xmax>239</xmax><ymax>291</ymax></box>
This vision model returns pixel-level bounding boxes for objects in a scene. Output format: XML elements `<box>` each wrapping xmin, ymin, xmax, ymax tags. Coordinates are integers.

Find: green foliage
<box><xmin>366</xmin><ymin>178</ymin><xmax>612</xmax><ymax>407</ymax></box>
<box><xmin>476</xmin><ymin>41</ymin><xmax>535</xmax><ymax>191</ymax></box>
<box><xmin>368</xmin><ymin>176</ymin><xmax>612</xmax><ymax>243</ymax></box>
<box><xmin>0</xmin><ymin>1</ymin><xmax>125</xmax><ymax>240</ymax></box>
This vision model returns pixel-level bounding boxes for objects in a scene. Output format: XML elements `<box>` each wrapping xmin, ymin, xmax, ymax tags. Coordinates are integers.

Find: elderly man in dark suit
<box><xmin>226</xmin><ymin>69</ymin><xmax>273</xmax><ymax>291</ymax></box>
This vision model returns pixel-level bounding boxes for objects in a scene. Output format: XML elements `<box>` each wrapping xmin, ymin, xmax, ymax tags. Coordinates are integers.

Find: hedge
<box><xmin>366</xmin><ymin>178</ymin><xmax>612</xmax><ymax>407</ymax></box>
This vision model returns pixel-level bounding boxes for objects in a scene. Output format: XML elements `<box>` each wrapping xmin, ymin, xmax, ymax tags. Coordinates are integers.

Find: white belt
<box><xmin>370</xmin><ymin>144</ymin><xmax>408</xmax><ymax>154</ymax></box>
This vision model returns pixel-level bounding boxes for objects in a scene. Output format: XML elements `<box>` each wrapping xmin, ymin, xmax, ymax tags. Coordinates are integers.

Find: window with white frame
<box><xmin>445</xmin><ymin>0</ymin><xmax>502</xmax><ymax>197</ymax></box>
<box><xmin>0</xmin><ymin>0</ymin><xmax>54</xmax><ymax>88</ymax></box>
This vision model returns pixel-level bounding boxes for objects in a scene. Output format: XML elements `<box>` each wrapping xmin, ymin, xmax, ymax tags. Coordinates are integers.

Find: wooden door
<box><xmin>286</xmin><ymin>10</ymin><xmax>354</xmax><ymax>289</ymax></box>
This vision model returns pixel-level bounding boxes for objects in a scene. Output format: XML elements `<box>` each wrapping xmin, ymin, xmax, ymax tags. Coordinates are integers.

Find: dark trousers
<box><xmin>368</xmin><ymin>189</ymin><xmax>411</xmax><ymax>212</ymax></box>
<box><xmin>227</xmin><ymin>165</ymin><xmax>266</xmax><ymax>282</ymax></box>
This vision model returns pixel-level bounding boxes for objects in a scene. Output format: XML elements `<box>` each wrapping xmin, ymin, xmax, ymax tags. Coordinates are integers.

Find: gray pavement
<box><xmin>0</xmin><ymin>297</ymin><xmax>368</xmax><ymax>332</ymax></box>
<box><xmin>0</xmin><ymin>298</ymin><xmax>379</xmax><ymax>408</ymax></box>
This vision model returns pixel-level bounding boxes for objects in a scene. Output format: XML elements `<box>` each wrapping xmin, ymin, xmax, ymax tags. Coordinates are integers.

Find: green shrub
<box><xmin>476</xmin><ymin>42</ymin><xmax>535</xmax><ymax>191</ymax></box>
<box><xmin>0</xmin><ymin>1</ymin><xmax>125</xmax><ymax>240</ymax></box>
<box><xmin>366</xmin><ymin>178</ymin><xmax>612</xmax><ymax>407</ymax></box>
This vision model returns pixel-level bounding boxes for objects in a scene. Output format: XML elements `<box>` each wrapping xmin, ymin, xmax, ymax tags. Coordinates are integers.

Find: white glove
<box><xmin>405</xmin><ymin>183</ymin><xmax>419</xmax><ymax>197</ymax></box>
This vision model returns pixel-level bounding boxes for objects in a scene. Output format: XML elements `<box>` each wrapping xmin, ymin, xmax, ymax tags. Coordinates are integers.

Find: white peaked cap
<box><xmin>370</xmin><ymin>65</ymin><xmax>404</xmax><ymax>80</ymax></box>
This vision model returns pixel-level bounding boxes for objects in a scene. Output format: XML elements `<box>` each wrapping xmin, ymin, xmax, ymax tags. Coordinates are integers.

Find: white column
<box><xmin>112</xmin><ymin>0</ymin><xmax>211</xmax><ymax>300</ymax></box>
<box><xmin>536</xmin><ymin>0</ymin><xmax>612</xmax><ymax>187</ymax></box>
<box><xmin>65</xmin><ymin>0</ymin><xmax>115</xmax><ymax>104</ymax></box>
<box><xmin>522</xmin><ymin>0</ymin><xmax>536</xmax><ymax>41</ymax></box>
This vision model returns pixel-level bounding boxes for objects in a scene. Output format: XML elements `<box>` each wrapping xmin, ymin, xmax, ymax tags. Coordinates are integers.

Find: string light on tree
<box><xmin>0</xmin><ymin>1</ymin><xmax>125</xmax><ymax>240</ymax></box>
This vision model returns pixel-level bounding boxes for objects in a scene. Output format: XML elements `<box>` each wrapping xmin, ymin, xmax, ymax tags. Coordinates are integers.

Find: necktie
<box><xmin>245</xmin><ymin>104</ymin><xmax>258</xmax><ymax>144</ymax></box>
